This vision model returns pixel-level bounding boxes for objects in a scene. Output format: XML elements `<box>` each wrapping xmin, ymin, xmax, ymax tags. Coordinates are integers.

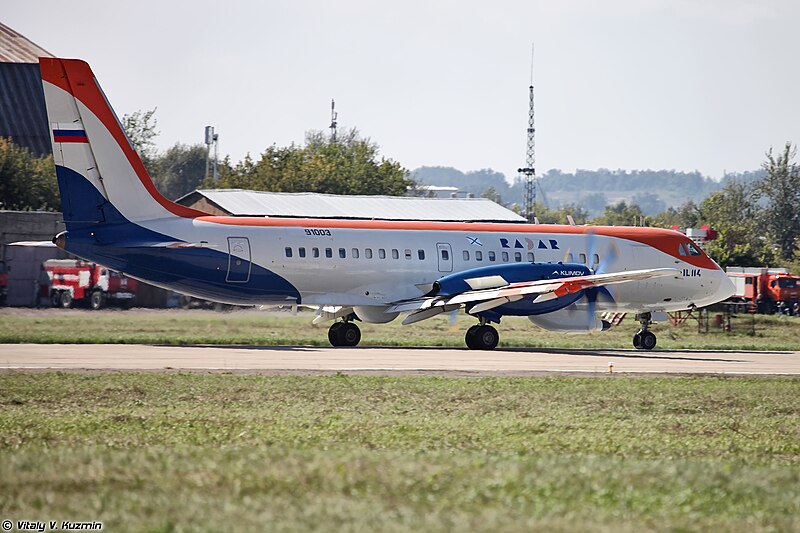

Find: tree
<box><xmin>150</xmin><ymin>143</ymin><xmax>207</xmax><ymax>200</ymax></box>
<box><xmin>0</xmin><ymin>138</ymin><xmax>59</xmax><ymax>211</ymax></box>
<box><xmin>591</xmin><ymin>201</ymin><xmax>646</xmax><ymax>226</ymax></box>
<box><xmin>698</xmin><ymin>181</ymin><xmax>775</xmax><ymax>266</ymax></box>
<box><xmin>122</xmin><ymin>108</ymin><xmax>159</xmax><ymax>169</ymax></box>
<box><xmin>756</xmin><ymin>143</ymin><xmax>800</xmax><ymax>261</ymax></box>
<box><xmin>209</xmin><ymin>127</ymin><xmax>411</xmax><ymax>196</ymax></box>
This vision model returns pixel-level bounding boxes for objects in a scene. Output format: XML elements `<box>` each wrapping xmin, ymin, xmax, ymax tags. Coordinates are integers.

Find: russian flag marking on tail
<box><xmin>53</xmin><ymin>129</ymin><xmax>89</xmax><ymax>143</ymax></box>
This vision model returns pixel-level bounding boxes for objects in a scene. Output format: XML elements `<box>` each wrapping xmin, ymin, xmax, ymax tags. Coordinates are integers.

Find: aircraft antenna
<box><xmin>330</xmin><ymin>99</ymin><xmax>338</xmax><ymax>142</ymax></box>
<box><xmin>517</xmin><ymin>44</ymin><xmax>536</xmax><ymax>223</ymax></box>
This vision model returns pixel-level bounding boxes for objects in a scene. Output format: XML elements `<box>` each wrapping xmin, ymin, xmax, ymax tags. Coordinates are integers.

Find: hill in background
<box><xmin>410</xmin><ymin>166</ymin><xmax>764</xmax><ymax>216</ymax></box>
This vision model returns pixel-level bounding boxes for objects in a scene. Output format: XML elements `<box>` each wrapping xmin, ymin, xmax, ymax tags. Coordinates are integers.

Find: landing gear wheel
<box><xmin>465</xmin><ymin>325</ymin><xmax>480</xmax><ymax>349</ymax></box>
<box><xmin>466</xmin><ymin>325</ymin><xmax>499</xmax><ymax>350</ymax></box>
<box><xmin>90</xmin><ymin>291</ymin><xmax>105</xmax><ymax>310</ymax></box>
<box><xmin>328</xmin><ymin>322</ymin><xmax>361</xmax><ymax>347</ymax></box>
<box><xmin>59</xmin><ymin>291</ymin><xmax>73</xmax><ymax>309</ymax></box>
<box><xmin>328</xmin><ymin>322</ymin><xmax>345</xmax><ymax>346</ymax></box>
<box><xmin>338</xmin><ymin>322</ymin><xmax>361</xmax><ymax>347</ymax></box>
<box><xmin>640</xmin><ymin>331</ymin><xmax>657</xmax><ymax>350</ymax></box>
<box><xmin>632</xmin><ymin>332</ymin><xmax>643</xmax><ymax>349</ymax></box>
<box><xmin>51</xmin><ymin>291</ymin><xmax>61</xmax><ymax>308</ymax></box>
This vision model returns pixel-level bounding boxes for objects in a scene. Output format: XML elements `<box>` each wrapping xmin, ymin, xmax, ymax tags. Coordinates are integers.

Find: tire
<box><xmin>51</xmin><ymin>291</ymin><xmax>61</xmax><ymax>308</ymax></box>
<box><xmin>338</xmin><ymin>322</ymin><xmax>361</xmax><ymax>347</ymax></box>
<box><xmin>472</xmin><ymin>325</ymin><xmax>499</xmax><ymax>351</ymax></box>
<box><xmin>60</xmin><ymin>291</ymin><xmax>73</xmax><ymax>309</ymax></box>
<box><xmin>465</xmin><ymin>325</ymin><xmax>480</xmax><ymax>350</ymax></box>
<box><xmin>640</xmin><ymin>331</ymin><xmax>657</xmax><ymax>350</ymax></box>
<box><xmin>632</xmin><ymin>332</ymin><xmax>642</xmax><ymax>349</ymax></box>
<box><xmin>90</xmin><ymin>291</ymin><xmax>105</xmax><ymax>310</ymax></box>
<box><xmin>328</xmin><ymin>322</ymin><xmax>345</xmax><ymax>346</ymax></box>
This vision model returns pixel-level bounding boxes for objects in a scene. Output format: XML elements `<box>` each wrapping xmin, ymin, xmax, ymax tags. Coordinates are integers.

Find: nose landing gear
<box><xmin>632</xmin><ymin>312</ymin><xmax>657</xmax><ymax>350</ymax></box>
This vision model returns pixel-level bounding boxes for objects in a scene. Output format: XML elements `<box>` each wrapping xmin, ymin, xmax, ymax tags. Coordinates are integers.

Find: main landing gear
<box><xmin>328</xmin><ymin>320</ymin><xmax>361</xmax><ymax>347</ymax></box>
<box><xmin>632</xmin><ymin>312</ymin><xmax>657</xmax><ymax>350</ymax></box>
<box><xmin>465</xmin><ymin>319</ymin><xmax>499</xmax><ymax>350</ymax></box>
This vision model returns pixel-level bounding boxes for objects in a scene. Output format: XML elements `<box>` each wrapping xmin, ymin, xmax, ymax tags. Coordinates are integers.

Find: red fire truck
<box><xmin>726</xmin><ymin>267</ymin><xmax>800</xmax><ymax>314</ymax></box>
<box><xmin>42</xmin><ymin>259</ymin><xmax>137</xmax><ymax>309</ymax></box>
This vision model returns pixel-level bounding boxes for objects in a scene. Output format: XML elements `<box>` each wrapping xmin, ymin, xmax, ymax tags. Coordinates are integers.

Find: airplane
<box><xmin>39</xmin><ymin>57</ymin><xmax>736</xmax><ymax>351</ymax></box>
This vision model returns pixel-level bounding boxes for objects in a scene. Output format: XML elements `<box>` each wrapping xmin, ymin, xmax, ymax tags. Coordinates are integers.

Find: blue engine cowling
<box><xmin>431</xmin><ymin>262</ymin><xmax>591</xmax><ymax>297</ymax></box>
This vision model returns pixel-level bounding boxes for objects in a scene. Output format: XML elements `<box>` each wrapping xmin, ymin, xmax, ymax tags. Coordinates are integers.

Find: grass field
<box><xmin>0</xmin><ymin>373</ymin><xmax>798</xmax><ymax>532</ymax></box>
<box><xmin>1</xmin><ymin>307</ymin><xmax>799</xmax><ymax>350</ymax></box>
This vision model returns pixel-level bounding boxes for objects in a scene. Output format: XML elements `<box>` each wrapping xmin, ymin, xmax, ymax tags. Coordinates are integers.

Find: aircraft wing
<box><xmin>388</xmin><ymin>268</ymin><xmax>680</xmax><ymax>321</ymax></box>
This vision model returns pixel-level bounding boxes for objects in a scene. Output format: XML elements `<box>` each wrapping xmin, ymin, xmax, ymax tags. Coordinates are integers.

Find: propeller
<box><xmin>582</xmin><ymin>228</ymin><xmax>620</xmax><ymax>329</ymax></box>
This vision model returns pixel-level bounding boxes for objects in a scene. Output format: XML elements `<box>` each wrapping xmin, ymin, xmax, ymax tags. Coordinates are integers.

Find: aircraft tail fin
<box><xmin>39</xmin><ymin>58</ymin><xmax>205</xmax><ymax>228</ymax></box>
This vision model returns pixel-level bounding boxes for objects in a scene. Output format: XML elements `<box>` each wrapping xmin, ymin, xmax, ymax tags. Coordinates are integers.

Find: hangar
<box><xmin>176</xmin><ymin>189</ymin><xmax>525</xmax><ymax>222</ymax></box>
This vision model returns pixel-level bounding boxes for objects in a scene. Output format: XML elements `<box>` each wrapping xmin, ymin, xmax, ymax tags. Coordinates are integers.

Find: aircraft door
<box><xmin>226</xmin><ymin>237</ymin><xmax>251</xmax><ymax>283</ymax></box>
<box><xmin>436</xmin><ymin>243</ymin><xmax>453</xmax><ymax>273</ymax></box>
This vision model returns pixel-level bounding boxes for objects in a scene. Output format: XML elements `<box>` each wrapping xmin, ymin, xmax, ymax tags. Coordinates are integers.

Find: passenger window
<box><xmin>352</xmin><ymin>248</ymin><xmax>359</xmax><ymax>259</ymax></box>
<box><xmin>502</xmin><ymin>251</ymin><xmax>509</xmax><ymax>262</ymax></box>
<box><xmin>514</xmin><ymin>251</ymin><xmax>522</xmax><ymax>262</ymax></box>
<box><xmin>488</xmin><ymin>251</ymin><xmax>495</xmax><ymax>261</ymax></box>
<box><xmin>418</xmin><ymin>250</ymin><xmax>425</xmax><ymax>260</ymax></box>
<box><xmin>392</xmin><ymin>249</ymin><xmax>400</xmax><ymax>259</ymax></box>
<box><xmin>339</xmin><ymin>248</ymin><xmax>346</xmax><ymax>259</ymax></box>
<box><xmin>441</xmin><ymin>249</ymin><xmax>449</xmax><ymax>261</ymax></box>
<box><xmin>404</xmin><ymin>249</ymin><xmax>412</xmax><ymax>260</ymax></box>
<box><xmin>325</xmin><ymin>248</ymin><xmax>333</xmax><ymax>258</ymax></box>
<box><xmin>476</xmin><ymin>251</ymin><xmax>483</xmax><ymax>261</ymax></box>
<box><xmin>312</xmin><ymin>247</ymin><xmax>320</xmax><ymax>258</ymax></box>
<box><xmin>527</xmin><ymin>252</ymin><xmax>534</xmax><ymax>262</ymax></box>
<box><xmin>566</xmin><ymin>253</ymin><xmax>573</xmax><ymax>262</ymax></box>
<box><xmin>285</xmin><ymin>247</ymin><xmax>292</xmax><ymax>258</ymax></box>
<box><xmin>365</xmin><ymin>248</ymin><xmax>373</xmax><ymax>259</ymax></box>
<box><xmin>579</xmin><ymin>253</ymin><xmax>587</xmax><ymax>264</ymax></box>
<box><xmin>299</xmin><ymin>247</ymin><xmax>306</xmax><ymax>258</ymax></box>
<box><xmin>463</xmin><ymin>250</ymin><xmax>470</xmax><ymax>261</ymax></box>
<box><xmin>379</xmin><ymin>249</ymin><xmax>386</xmax><ymax>259</ymax></box>
<box><xmin>591</xmin><ymin>254</ymin><xmax>599</xmax><ymax>269</ymax></box>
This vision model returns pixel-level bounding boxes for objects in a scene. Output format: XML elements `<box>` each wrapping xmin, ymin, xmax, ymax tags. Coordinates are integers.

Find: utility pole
<box><xmin>517</xmin><ymin>45</ymin><xmax>536</xmax><ymax>223</ymax></box>
<box><xmin>329</xmin><ymin>99</ymin><xmax>338</xmax><ymax>142</ymax></box>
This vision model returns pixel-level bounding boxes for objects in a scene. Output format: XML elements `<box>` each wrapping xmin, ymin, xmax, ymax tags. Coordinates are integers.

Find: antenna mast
<box><xmin>329</xmin><ymin>98</ymin><xmax>338</xmax><ymax>142</ymax></box>
<box><xmin>517</xmin><ymin>45</ymin><xmax>536</xmax><ymax>223</ymax></box>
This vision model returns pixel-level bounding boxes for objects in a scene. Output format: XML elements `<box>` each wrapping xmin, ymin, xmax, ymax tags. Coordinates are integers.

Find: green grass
<box><xmin>1</xmin><ymin>373</ymin><xmax>799</xmax><ymax>531</ymax></box>
<box><xmin>1</xmin><ymin>308</ymin><xmax>799</xmax><ymax>350</ymax></box>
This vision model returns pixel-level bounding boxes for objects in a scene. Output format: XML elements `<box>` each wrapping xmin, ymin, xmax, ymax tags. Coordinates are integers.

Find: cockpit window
<box><xmin>686</xmin><ymin>242</ymin><xmax>702</xmax><ymax>256</ymax></box>
<box><xmin>678</xmin><ymin>244</ymin><xmax>687</xmax><ymax>256</ymax></box>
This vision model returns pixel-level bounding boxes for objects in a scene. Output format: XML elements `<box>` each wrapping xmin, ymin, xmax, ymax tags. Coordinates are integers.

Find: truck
<box><xmin>725</xmin><ymin>267</ymin><xmax>800</xmax><ymax>314</ymax></box>
<box><xmin>41</xmin><ymin>259</ymin><xmax>137</xmax><ymax>309</ymax></box>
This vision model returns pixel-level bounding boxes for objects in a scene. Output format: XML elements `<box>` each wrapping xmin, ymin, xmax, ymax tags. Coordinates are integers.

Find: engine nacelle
<box><xmin>528</xmin><ymin>306</ymin><xmax>611</xmax><ymax>333</ymax></box>
<box><xmin>353</xmin><ymin>305</ymin><xmax>399</xmax><ymax>324</ymax></box>
<box><xmin>432</xmin><ymin>262</ymin><xmax>591</xmax><ymax>297</ymax></box>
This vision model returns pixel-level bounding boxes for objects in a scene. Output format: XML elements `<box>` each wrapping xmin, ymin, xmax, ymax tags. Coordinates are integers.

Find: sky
<box><xmin>6</xmin><ymin>0</ymin><xmax>800</xmax><ymax>182</ymax></box>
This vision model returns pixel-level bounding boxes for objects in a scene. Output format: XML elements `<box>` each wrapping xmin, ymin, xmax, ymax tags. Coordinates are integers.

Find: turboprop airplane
<box><xmin>39</xmin><ymin>57</ymin><xmax>736</xmax><ymax>351</ymax></box>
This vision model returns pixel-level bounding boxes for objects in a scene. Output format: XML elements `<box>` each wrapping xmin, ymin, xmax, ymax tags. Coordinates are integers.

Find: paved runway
<box><xmin>1</xmin><ymin>344</ymin><xmax>799</xmax><ymax>375</ymax></box>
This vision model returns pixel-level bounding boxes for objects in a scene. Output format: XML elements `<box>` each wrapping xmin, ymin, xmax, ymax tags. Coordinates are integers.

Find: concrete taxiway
<box><xmin>1</xmin><ymin>344</ymin><xmax>799</xmax><ymax>375</ymax></box>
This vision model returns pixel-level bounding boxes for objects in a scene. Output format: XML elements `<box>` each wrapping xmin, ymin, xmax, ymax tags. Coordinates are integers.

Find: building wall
<box><xmin>0</xmin><ymin>210</ymin><xmax>64</xmax><ymax>261</ymax></box>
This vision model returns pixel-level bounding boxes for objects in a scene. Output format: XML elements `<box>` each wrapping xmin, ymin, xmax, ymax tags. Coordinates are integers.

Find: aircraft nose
<box><xmin>711</xmin><ymin>269</ymin><xmax>736</xmax><ymax>303</ymax></box>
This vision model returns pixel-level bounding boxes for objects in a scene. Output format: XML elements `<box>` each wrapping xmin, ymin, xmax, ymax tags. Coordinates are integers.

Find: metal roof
<box><xmin>0</xmin><ymin>23</ymin><xmax>53</xmax><ymax>63</ymax></box>
<box><xmin>0</xmin><ymin>24</ymin><xmax>53</xmax><ymax>156</ymax></box>
<box><xmin>0</xmin><ymin>62</ymin><xmax>51</xmax><ymax>156</ymax></box>
<box><xmin>178</xmin><ymin>189</ymin><xmax>526</xmax><ymax>222</ymax></box>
